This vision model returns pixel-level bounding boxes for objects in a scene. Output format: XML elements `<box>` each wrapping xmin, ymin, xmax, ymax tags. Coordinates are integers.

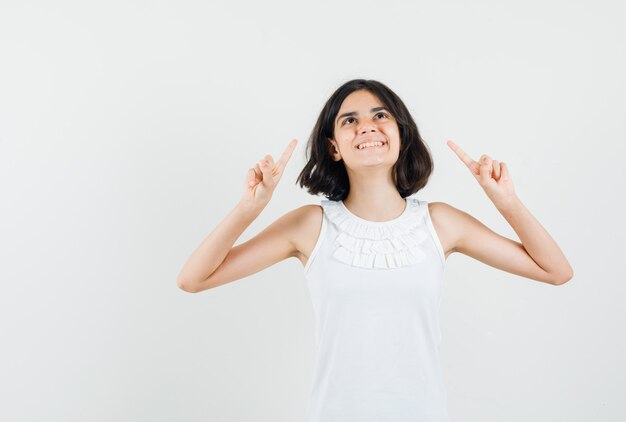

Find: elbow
<box><xmin>176</xmin><ymin>277</ymin><xmax>199</xmax><ymax>293</ymax></box>
<box><xmin>552</xmin><ymin>268</ymin><xmax>574</xmax><ymax>286</ymax></box>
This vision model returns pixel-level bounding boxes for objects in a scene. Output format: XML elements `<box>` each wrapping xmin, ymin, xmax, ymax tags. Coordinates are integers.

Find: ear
<box><xmin>328</xmin><ymin>138</ymin><xmax>342</xmax><ymax>162</ymax></box>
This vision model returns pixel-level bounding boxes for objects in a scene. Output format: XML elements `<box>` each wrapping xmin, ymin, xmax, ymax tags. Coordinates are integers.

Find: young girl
<box><xmin>176</xmin><ymin>79</ymin><xmax>573</xmax><ymax>421</ymax></box>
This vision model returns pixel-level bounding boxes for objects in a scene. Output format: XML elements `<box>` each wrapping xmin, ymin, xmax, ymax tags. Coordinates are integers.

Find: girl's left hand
<box><xmin>447</xmin><ymin>140</ymin><xmax>517</xmax><ymax>206</ymax></box>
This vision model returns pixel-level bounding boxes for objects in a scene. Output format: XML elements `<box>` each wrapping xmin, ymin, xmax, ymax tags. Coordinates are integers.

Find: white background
<box><xmin>1</xmin><ymin>0</ymin><xmax>625</xmax><ymax>421</ymax></box>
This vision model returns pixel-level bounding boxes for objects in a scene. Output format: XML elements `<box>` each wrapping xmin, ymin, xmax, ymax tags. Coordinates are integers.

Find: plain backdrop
<box><xmin>1</xmin><ymin>0</ymin><xmax>625</xmax><ymax>421</ymax></box>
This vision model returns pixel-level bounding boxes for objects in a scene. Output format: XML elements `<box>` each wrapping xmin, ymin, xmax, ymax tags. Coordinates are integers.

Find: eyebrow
<box><xmin>336</xmin><ymin>107</ymin><xmax>388</xmax><ymax>125</ymax></box>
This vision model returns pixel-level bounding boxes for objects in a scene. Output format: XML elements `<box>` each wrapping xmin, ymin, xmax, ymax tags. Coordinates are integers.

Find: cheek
<box><xmin>381</xmin><ymin>121</ymin><xmax>399</xmax><ymax>133</ymax></box>
<box><xmin>336</xmin><ymin>130</ymin><xmax>354</xmax><ymax>145</ymax></box>
<box><xmin>383</xmin><ymin>126</ymin><xmax>400</xmax><ymax>142</ymax></box>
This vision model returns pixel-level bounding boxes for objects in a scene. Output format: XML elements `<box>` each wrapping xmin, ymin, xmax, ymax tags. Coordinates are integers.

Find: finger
<box><xmin>479</xmin><ymin>154</ymin><xmax>492</xmax><ymax>183</ymax></box>
<box><xmin>276</xmin><ymin>139</ymin><xmax>298</xmax><ymax>170</ymax></box>
<box><xmin>492</xmin><ymin>159</ymin><xmax>500</xmax><ymax>180</ymax></box>
<box><xmin>501</xmin><ymin>162</ymin><xmax>509</xmax><ymax>181</ymax></box>
<box><xmin>254</xmin><ymin>162</ymin><xmax>263</xmax><ymax>179</ymax></box>
<box><xmin>247</xmin><ymin>168</ymin><xmax>256</xmax><ymax>186</ymax></box>
<box><xmin>259</xmin><ymin>159</ymin><xmax>275</xmax><ymax>188</ymax></box>
<box><xmin>262</xmin><ymin>155</ymin><xmax>277</xmax><ymax>177</ymax></box>
<box><xmin>447</xmin><ymin>140</ymin><xmax>476</xmax><ymax>170</ymax></box>
<box><xmin>263</xmin><ymin>154</ymin><xmax>275</xmax><ymax>168</ymax></box>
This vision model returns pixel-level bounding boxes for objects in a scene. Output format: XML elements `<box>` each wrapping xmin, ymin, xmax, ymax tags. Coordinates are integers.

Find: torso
<box><xmin>293</xmin><ymin>202</ymin><xmax>456</xmax><ymax>268</ymax></box>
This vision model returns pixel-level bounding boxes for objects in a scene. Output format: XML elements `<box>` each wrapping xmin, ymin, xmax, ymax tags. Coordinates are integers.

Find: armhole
<box><xmin>422</xmin><ymin>200</ymin><xmax>446</xmax><ymax>268</ymax></box>
<box><xmin>304</xmin><ymin>205</ymin><xmax>327</xmax><ymax>275</ymax></box>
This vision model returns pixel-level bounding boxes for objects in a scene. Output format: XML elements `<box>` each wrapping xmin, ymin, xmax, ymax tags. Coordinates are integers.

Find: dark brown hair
<box><xmin>296</xmin><ymin>79</ymin><xmax>433</xmax><ymax>201</ymax></box>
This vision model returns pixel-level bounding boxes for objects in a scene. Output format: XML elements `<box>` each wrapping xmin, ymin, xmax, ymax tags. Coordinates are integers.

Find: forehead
<box><xmin>338</xmin><ymin>90</ymin><xmax>383</xmax><ymax>111</ymax></box>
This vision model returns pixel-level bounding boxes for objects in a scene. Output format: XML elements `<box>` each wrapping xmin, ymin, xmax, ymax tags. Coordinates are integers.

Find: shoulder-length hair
<box><xmin>296</xmin><ymin>79</ymin><xmax>434</xmax><ymax>201</ymax></box>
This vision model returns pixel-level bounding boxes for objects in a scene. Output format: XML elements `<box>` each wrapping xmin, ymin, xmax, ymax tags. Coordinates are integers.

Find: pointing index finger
<box><xmin>447</xmin><ymin>140</ymin><xmax>475</xmax><ymax>169</ymax></box>
<box><xmin>276</xmin><ymin>138</ymin><xmax>298</xmax><ymax>170</ymax></box>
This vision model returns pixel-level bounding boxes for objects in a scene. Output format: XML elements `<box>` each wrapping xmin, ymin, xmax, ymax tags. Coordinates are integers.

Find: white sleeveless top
<box><xmin>303</xmin><ymin>196</ymin><xmax>449</xmax><ymax>422</ymax></box>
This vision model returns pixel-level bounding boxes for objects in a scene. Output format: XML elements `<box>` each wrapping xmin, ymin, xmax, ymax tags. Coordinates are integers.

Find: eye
<box><xmin>341</xmin><ymin>117</ymin><xmax>355</xmax><ymax>125</ymax></box>
<box><xmin>341</xmin><ymin>112</ymin><xmax>389</xmax><ymax>126</ymax></box>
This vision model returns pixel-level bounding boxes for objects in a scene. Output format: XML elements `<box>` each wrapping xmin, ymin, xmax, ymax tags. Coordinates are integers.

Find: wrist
<box><xmin>236</xmin><ymin>198</ymin><xmax>268</xmax><ymax>216</ymax></box>
<box><xmin>495</xmin><ymin>194</ymin><xmax>523</xmax><ymax>218</ymax></box>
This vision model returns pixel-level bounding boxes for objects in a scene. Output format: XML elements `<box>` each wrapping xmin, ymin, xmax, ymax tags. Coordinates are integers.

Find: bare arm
<box><xmin>176</xmin><ymin>201</ymin><xmax>263</xmax><ymax>291</ymax></box>
<box><xmin>432</xmin><ymin>201</ymin><xmax>573</xmax><ymax>285</ymax></box>
<box><xmin>445</xmin><ymin>140</ymin><xmax>573</xmax><ymax>285</ymax></box>
<box><xmin>176</xmin><ymin>139</ymin><xmax>298</xmax><ymax>293</ymax></box>
<box><xmin>495</xmin><ymin>196</ymin><xmax>572</xmax><ymax>283</ymax></box>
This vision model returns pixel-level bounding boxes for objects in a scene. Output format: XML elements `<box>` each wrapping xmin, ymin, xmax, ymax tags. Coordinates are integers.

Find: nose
<box><xmin>357</xmin><ymin>119</ymin><xmax>378</xmax><ymax>134</ymax></box>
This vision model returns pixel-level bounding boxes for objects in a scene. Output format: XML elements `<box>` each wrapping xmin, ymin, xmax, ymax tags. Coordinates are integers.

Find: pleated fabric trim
<box><xmin>320</xmin><ymin>197</ymin><xmax>429</xmax><ymax>269</ymax></box>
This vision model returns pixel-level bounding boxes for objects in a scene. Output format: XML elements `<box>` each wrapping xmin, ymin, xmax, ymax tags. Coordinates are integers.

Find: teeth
<box><xmin>357</xmin><ymin>141</ymin><xmax>384</xmax><ymax>149</ymax></box>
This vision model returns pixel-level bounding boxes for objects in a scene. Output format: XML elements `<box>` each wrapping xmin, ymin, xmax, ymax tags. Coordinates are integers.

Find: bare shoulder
<box><xmin>427</xmin><ymin>201</ymin><xmax>467</xmax><ymax>259</ymax></box>
<box><xmin>289</xmin><ymin>204</ymin><xmax>324</xmax><ymax>268</ymax></box>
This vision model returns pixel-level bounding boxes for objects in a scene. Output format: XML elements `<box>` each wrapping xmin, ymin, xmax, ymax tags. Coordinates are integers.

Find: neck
<box><xmin>342</xmin><ymin>167</ymin><xmax>406</xmax><ymax>222</ymax></box>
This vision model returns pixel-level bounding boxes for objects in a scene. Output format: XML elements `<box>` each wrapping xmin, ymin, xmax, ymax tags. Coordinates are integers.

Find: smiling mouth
<box><xmin>355</xmin><ymin>140</ymin><xmax>387</xmax><ymax>150</ymax></box>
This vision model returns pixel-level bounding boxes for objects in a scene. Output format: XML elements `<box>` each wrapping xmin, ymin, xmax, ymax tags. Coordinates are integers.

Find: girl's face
<box><xmin>329</xmin><ymin>89</ymin><xmax>401</xmax><ymax>168</ymax></box>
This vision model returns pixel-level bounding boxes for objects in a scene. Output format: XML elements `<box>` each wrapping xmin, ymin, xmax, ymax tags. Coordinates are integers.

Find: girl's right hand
<box><xmin>241</xmin><ymin>139</ymin><xmax>298</xmax><ymax>210</ymax></box>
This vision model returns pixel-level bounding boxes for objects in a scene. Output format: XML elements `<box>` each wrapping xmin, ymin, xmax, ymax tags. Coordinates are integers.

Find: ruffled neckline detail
<box><xmin>321</xmin><ymin>197</ymin><xmax>429</xmax><ymax>269</ymax></box>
